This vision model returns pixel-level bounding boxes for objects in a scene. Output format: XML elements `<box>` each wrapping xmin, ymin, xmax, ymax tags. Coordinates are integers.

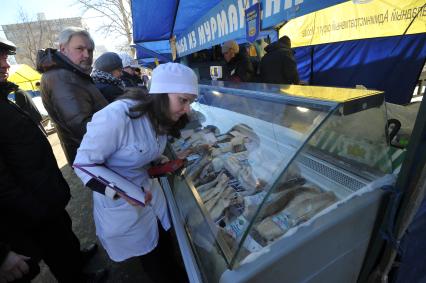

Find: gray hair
<box><xmin>58</xmin><ymin>27</ymin><xmax>94</xmax><ymax>49</ymax></box>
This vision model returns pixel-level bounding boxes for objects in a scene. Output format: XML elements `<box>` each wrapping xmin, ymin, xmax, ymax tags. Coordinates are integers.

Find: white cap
<box><xmin>149</xmin><ymin>63</ymin><xmax>198</xmax><ymax>96</ymax></box>
<box><xmin>119</xmin><ymin>53</ymin><xmax>138</xmax><ymax>68</ymax></box>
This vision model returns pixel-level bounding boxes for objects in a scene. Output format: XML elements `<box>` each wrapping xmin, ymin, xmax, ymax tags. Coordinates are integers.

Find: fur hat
<box><xmin>94</xmin><ymin>52</ymin><xmax>122</xmax><ymax>73</ymax></box>
<box><xmin>149</xmin><ymin>63</ymin><xmax>198</xmax><ymax>96</ymax></box>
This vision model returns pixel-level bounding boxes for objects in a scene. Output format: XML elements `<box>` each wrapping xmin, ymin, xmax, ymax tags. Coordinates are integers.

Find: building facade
<box><xmin>2</xmin><ymin>15</ymin><xmax>83</xmax><ymax>67</ymax></box>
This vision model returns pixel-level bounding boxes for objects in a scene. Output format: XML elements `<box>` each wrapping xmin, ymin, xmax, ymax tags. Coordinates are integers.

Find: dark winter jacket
<box><xmin>260</xmin><ymin>41</ymin><xmax>299</xmax><ymax>85</ymax></box>
<box><xmin>91</xmin><ymin>69</ymin><xmax>125</xmax><ymax>103</ymax></box>
<box><xmin>224</xmin><ymin>52</ymin><xmax>255</xmax><ymax>82</ymax></box>
<box><xmin>14</xmin><ymin>88</ymin><xmax>43</xmax><ymax>123</ymax></box>
<box><xmin>121</xmin><ymin>71</ymin><xmax>143</xmax><ymax>88</ymax></box>
<box><xmin>0</xmin><ymin>81</ymin><xmax>71</xmax><ymax>232</ymax></box>
<box><xmin>95</xmin><ymin>83</ymin><xmax>124</xmax><ymax>103</ymax></box>
<box><xmin>0</xmin><ymin>242</ymin><xmax>9</xmax><ymax>265</ymax></box>
<box><xmin>36</xmin><ymin>48</ymin><xmax>108</xmax><ymax>165</ymax></box>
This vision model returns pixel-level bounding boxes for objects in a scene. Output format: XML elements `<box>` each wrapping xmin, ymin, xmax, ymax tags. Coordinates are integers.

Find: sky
<box><xmin>0</xmin><ymin>0</ymin><xmax>128</xmax><ymax>52</ymax></box>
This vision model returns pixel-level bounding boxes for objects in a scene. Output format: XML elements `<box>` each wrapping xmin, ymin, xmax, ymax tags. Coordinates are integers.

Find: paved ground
<box><xmin>33</xmin><ymin>133</ymin><xmax>152</xmax><ymax>283</ymax></box>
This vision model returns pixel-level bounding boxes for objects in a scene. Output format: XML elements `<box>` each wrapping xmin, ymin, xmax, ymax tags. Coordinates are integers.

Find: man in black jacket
<box><xmin>221</xmin><ymin>40</ymin><xmax>255</xmax><ymax>82</ymax></box>
<box><xmin>0</xmin><ymin>38</ymin><xmax>106</xmax><ymax>282</ymax></box>
<box><xmin>13</xmin><ymin>87</ymin><xmax>43</xmax><ymax>125</ymax></box>
<box><xmin>260</xmin><ymin>36</ymin><xmax>300</xmax><ymax>85</ymax></box>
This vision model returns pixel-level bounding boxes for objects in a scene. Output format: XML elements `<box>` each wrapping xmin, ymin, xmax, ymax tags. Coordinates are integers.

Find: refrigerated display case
<box><xmin>160</xmin><ymin>81</ymin><xmax>394</xmax><ymax>283</ymax></box>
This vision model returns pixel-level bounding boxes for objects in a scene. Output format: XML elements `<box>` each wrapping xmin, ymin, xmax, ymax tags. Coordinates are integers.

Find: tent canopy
<box><xmin>131</xmin><ymin>0</ymin><xmax>347</xmax><ymax>60</ymax></box>
<box><xmin>8</xmin><ymin>64</ymin><xmax>41</xmax><ymax>91</ymax></box>
<box><xmin>132</xmin><ymin>0</ymin><xmax>221</xmax><ymax>62</ymax></box>
<box><xmin>279</xmin><ymin>0</ymin><xmax>426</xmax><ymax>104</ymax></box>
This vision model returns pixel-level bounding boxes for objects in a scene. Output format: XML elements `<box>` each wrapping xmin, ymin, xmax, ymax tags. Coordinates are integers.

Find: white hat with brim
<box><xmin>149</xmin><ymin>63</ymin><xmax>199</xmax><ymax>96</ymax></box>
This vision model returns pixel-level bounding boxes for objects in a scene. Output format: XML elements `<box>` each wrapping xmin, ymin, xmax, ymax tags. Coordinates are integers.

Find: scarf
<box><xmin>91</xmin><ymin>69</ymin><xmax>125</xmax><ymax>89</ymax></box>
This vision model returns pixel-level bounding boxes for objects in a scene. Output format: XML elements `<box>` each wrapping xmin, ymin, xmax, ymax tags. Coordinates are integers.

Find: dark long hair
<box><xmin>118</xmin><ymin>88</ymin><xmax>188</xmax><ymax>138</ymax></box>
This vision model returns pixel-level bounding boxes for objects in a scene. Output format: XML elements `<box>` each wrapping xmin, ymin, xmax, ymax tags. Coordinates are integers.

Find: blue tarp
<box><xmin>392</xmin><ymin>196</ymin><xmax>426</xmax><ymax>283</ymax></box>
<box><xmin>135</xmin><ymin>41</ymin><xmax>172</xmax><ymax>61</ymax></box>
<box><xmin>132</xmin><ymin>0</ymin><xmax>221</xmax><ymax>43</ymax></box>
<box><xmin>131</xmin><ymin>0</ymin><xmax>221</xmax><ymax>60</ymax></box>
<box><xmin>294</xmin><ymin>34</ymin><xmax>426</xmax><ymax>104</ymax></box>
<box><xmin>131</xmin><ymin>0</ymin><xmax>179</xmax><ymax>42</ymax></box>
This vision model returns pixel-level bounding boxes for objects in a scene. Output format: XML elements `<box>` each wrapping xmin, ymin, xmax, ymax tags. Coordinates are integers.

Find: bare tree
<box><xmin>10</xmin><ymin>8</ymin><xmax>57</xmax><ymax>68</ymax></box>
<box><xmin>75</xmin><ymin>0</ymin><xmax>134</xmax><ymax>56</ymax></box>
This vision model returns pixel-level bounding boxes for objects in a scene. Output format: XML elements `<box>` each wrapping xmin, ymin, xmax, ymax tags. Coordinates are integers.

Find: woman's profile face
<box><xmin>167</xmin><ymin>93</ymin><xmax>196</xmax><ymax>122</ymax></box>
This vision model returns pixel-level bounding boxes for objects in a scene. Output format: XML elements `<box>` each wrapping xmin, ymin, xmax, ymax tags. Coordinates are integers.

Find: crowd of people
<box><xmin>0</xmin><ymin>24</ymin><xmax>300</xmax><ymax>283</ymax></box>
<box><xmin>218</xmin><ymin>37</ymin><xmax>299</xmax><ymax>84</ymax></box>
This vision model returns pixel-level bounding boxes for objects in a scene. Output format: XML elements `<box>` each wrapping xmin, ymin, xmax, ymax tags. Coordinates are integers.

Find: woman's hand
<box><xmin>116</xmin><ymin>189</ymin><xmax>152</xmax><ymax>206</ymax></box>
<box><xmin>144</xmin><ymin>190</ymin><xmax>153</xmax><ymax>205</ymax></box>
<box><xmin>176</xmin><ymin>149</ymin><xmax>192</xmax><ymax>160</ymax></box>
<box><xmin>156</xmin><ymin>155</ymin><xmax>169</xmax><ymax>164</ymax></box>
<box><xmin>176</xmin><ymin>144</ymin><xmax>211</xmax><ymax>159</ymax></box>
<box><xmin>116</xmin><ymin>191</ymin><xmax>142</xmax><ymax>206</ymax></box>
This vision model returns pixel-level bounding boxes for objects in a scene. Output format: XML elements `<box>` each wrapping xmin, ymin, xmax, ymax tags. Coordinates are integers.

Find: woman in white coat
<box><xmin>74</xmin><ymin>63</ymin><xmax>197</xmax><ymax>283</ymax></box>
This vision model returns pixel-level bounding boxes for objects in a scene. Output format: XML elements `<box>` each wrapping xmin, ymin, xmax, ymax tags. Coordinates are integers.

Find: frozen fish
<box><xmin>196</xmin><ymin>172</ymin><xmax>225</xmax><ymax>193</ymax></box>
<box><xmin>188</xmin><ymin>155</ymin><xmax>211</xmax><ymax>180</ymax></box>
<box><xmin>208</xmin><ymin>187</ymin><xmax>234</xmax><ymax>220</ymax></box>
<box><xmin>211</xmin><ymin>157</ymin><xmax>224</xmax><ymax>172</ymax></box>
<box><xmin>199</xmin><ymin>175</ymin><xmax>229</xmax><ymax>203</ymax></box>
<box><xmin>255</xmin><ymin>191</ymin><xmax>337</xmax><ymax>242</ymax></box>
<box><xmin>259</xmin><ymin>186</ymin><xmax>321</xmax><ymax>220</ymax></box>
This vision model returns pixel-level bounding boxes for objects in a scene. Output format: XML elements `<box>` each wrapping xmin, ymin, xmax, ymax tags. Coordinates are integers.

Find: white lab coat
<box><xmin>74</xmin><ymin>99</ymin><xmax>170</xmax><ymax>262</ymax></box>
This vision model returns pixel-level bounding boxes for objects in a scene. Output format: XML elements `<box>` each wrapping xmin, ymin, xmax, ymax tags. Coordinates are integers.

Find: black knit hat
<box><xmin>0</xmin><ymin>37</ymin><xmax>16</xmax><ymax>55</ymax></box>
<box><xmin>94</xmin><ymin>52</ymin><xmax>123</xmax><ymax>73</ymax></box>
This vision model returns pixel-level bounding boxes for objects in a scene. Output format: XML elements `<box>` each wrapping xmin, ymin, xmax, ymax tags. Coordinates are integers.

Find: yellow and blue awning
<box><xmin>279</xmin><ymin>0</ymin><xmax>426</xmax><ymax>47</ymax></box>
<box><xmin>278</xmin><ymin>0</ymin><xmax>426</xmax><ymax>105</ymax></box>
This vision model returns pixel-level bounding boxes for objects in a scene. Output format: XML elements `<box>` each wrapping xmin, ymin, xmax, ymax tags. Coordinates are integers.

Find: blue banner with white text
<box><xmin>176</xmin><ymin>0</ymin><xmax>347</xmax><ymax>57</ymax></box>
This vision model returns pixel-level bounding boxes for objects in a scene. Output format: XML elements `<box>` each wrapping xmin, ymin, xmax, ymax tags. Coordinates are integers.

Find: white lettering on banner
<box><xmin>183</xmin><ymin>37</ymin><xmax>188</xmax><ymax>53</ymax></box>
<box><xmin>228</xmin><ymin>4</ymin><xmax>239</xmax><ymax>33</ymax></box>
<box><xmin>177</xmin><ymin>0</ymin><xmax>311</xmax><ymax>56</ymax></box>
<box><xmin>187</xmin><ymin>34</ymin><xmax>192</xmax><ymax>49</ymax></box>
<box><xmin>284</xmin><ymin>0</ymin><xmax>292</xmax><ymax>9</ymax></box>
<box><xmin>217</xmin><ymin>10</ymin><xmax>229</xmax><ymax>37</ymax></box>
<box><xmin>198</xmin><ymin>25</ymin><xmax>206</xmax><ymax>45</ymax></box>
<box><xmin>177</xmin><ymin>37</ymin><xmax>188</xmax><ymax>54</ymax></box>
<box><xmin>187</xmin><ymin>31</ymin><xmax>197</xmax><ymax>49</ymax></box>
<box><xmin>191</xmin><ymin>31</ymin><xmax>197</xmax><ymax>47</ymax></box>
<box><xmin>265</xmin><ymin>0</ymin><xmax>281</xmax><ymax>17</ymax></box>
<box><xmin>210</xmin><ymin>16</ymin><xmax>217</xmax><ymax>40</ymax></box>
<box><xmin>204</xmin><ymin>21</ymin><xmax>212</xmax><ymax>42</ymax></box>
<box><xmin>237</xmin><ymin>0</ymin><xmax>250</xmax><ymax>28</ymax></box>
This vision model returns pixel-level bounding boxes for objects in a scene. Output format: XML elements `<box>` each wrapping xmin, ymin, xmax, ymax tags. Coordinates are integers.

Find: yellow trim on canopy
<box><xmin>279</xmin><ymin>0</ymin><xmax>426</xmax><ymax>48</ymax></box>
<box><xmin>280</xmin><ymin>85</ymin><xmax>382</xmax><ymax>102</ymax></box>
<box><xmin>8</xmin><ymin>64</ymin><xmax>42</xmax><ymax>91</ymax></box>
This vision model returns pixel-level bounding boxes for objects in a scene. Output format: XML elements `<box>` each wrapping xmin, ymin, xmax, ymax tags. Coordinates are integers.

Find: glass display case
<box><xmin>161</xmin><ymin>81</ymin><xmax>394</xmax><ymax>283</ymax></box>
